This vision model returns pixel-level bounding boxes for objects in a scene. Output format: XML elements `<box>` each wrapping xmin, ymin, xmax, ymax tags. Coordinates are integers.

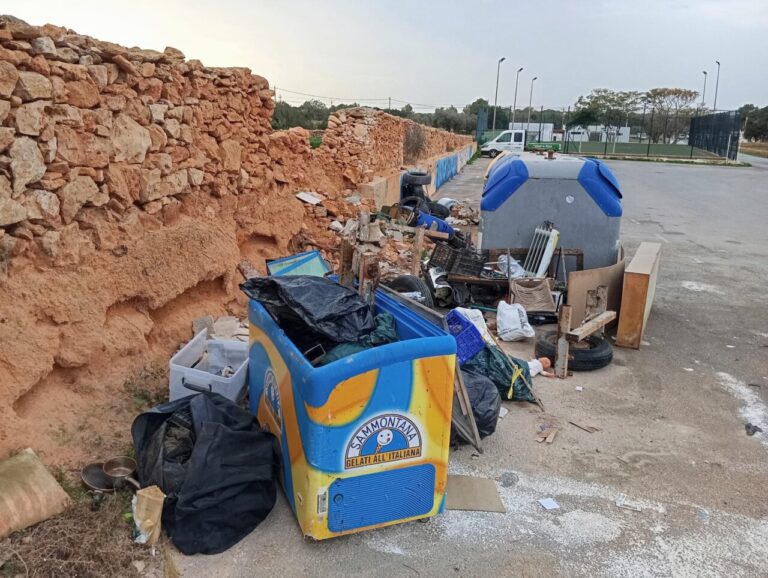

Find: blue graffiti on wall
<box><xmin>435</xmin><ymin>145</ymin><xmax>474</xmax><ymax>190</ymax></box>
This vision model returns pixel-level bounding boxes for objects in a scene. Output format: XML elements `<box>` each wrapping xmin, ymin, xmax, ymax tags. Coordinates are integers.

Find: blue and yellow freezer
<box><xmin>248</xmin><ymin>289</ymin><xmax>456</xmax><ymax>539</ymax></box>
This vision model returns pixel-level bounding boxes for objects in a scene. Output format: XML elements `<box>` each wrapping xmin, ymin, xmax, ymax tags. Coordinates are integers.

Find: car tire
<box><xmin>385</xmin><ymin>275</ymin><xmax>435</xmax><ymax>309</ymax></box>
<box><xmin>534</xmin><ymin>330</ymin><xmax>613</xmax><ymax>371</ymax></box>
<box><xmin>402</xmin><ymin>171</ymin><xmax>432</xmax><ymax>186</ymax></box>
<box><xmin>426</xmin><ymin>202</ymin><xmax>450</xmax><ymax>219</ymax></box>
<box><xmin>488</xmin><ymin>149</ymin><xmax>499</xmax><ymax>158</ymax></box>
<box><xmin>399</xmin><ymin>195</ymin><xmax>430</xmax><ymax>219</ymax></box>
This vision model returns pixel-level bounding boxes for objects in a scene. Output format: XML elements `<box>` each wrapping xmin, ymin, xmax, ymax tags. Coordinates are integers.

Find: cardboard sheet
<box><xmin>446</xmin><ymin>475</ymin><xmax>506</xmax><ymax>513</ymax></box>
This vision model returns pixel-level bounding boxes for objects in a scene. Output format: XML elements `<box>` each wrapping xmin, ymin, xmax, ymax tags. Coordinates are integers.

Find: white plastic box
<box><xmin>169</xmin><ymin>329</ymin><xmax>249</xmax><ymax>402</ymax></box>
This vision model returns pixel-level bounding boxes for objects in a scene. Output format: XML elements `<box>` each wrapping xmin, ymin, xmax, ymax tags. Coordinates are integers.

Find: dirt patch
<box><xmin>0</xmin><ymin>489</ymin><xmax>159</xmax><ymax>578</ymax></box>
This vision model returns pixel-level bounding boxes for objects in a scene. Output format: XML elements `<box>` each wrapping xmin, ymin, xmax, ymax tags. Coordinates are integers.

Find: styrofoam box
<box><xmin>169</xmin><ymin>329</ymin><xmax>249</xmax><ymax>402</ymax></box>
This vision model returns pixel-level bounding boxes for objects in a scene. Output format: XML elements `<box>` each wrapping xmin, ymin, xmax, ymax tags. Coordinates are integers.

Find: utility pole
<box><xmin>388</xmin><ymin>96</ymin><xmax>391</xmax><ymax>110</ymax></box>
<box><xmin>526</xmin><ymin>77</ymin><xmax>538</xmax><ymax>128</ymax></box>
<box><xmin>511</xmin><ymin>67</ymin><xmax>524</xmax><ymax>126</ymax></box>
<box><xmin>492</xmin><ymin>57</ymin><xmax>506</xmax><ymax>133</ymax></box>
<box><xmin>701</xmin><ymin>70</ymin><xmax>708</xmax><ymax>112</ymax></box>
<box><xmin>713</xmin><ymin>60</ymin><xmax>721</xmax><ymax>112</ymax></box>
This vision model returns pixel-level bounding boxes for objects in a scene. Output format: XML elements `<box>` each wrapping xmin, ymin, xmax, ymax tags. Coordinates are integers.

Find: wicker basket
<box><xmin>509</xmin><ymin>278</ymin><xmax>556</xmax><ymax>313</ymax></box>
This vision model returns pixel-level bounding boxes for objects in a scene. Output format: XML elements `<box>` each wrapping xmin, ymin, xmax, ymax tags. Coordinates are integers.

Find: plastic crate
<box><xmin>169</xmin><ymin>329</ymin><xmax>249</xmax><ymax>402</ymax></box>
<box><xmin>428</xmin><ymin>242</ymin><xmax>459</xmax><ymax>271</ymax></box>
<box><xmin>445</xmin><ymin>309</ymin><xmax>485</xmax><ymax>365</ymax></box>
<box><xmin>451</xmin><ymin>250</ymin><xmax>488</xmax><ymax>277</ymax></box>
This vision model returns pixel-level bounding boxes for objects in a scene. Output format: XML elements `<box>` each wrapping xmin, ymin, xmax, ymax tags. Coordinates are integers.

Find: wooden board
<box><xmin>566</xmin><ymin>254</ymin><xmax>625</xmax><ymax>326</ymax></box>
<box><xmin>616</xmin><ymin>242</ymin><xmax>662</xmax><ymax>349</ymax></box>
<box><xmin>567</xmin><ymin>311</ymin><xmax>616</xmax><ymax>342</ymax></box>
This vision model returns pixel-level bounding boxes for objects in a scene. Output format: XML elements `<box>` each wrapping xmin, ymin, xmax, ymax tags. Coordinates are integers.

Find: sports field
<box><xmin>560</xmin><ymin>141</ymin><xmax>718</xmax><ymax>158</ymax></box>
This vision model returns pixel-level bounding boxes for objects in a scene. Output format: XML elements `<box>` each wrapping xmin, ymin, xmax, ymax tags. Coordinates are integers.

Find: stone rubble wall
<box><xmin>0</xmin><ymin>15</ymin><xmax>472</xmax><ymax>458</ymax></box>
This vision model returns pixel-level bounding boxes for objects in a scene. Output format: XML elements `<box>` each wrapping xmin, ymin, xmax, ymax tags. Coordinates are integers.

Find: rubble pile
<box><xmin>446</xmin><ymin>201</ymin><xmax>480</xmax><ymax>226</ymax></box>
<box><xmin>0</xmin><ymin>15</ymin><xmax>471</xmax><ymax>460</ymax></box>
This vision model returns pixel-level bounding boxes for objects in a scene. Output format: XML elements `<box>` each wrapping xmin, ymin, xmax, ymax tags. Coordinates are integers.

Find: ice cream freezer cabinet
<box><xmin>247</xmin><ymin>289</ymin><xmax>456</xmax><ymax>540</ymax></box>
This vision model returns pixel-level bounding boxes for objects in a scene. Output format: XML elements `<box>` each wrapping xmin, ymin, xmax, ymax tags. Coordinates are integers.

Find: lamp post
<box><xmin>526</xmin><ymin>77</ymin><xmax>538</xmax><ymax>128</ymax></box>
<box><xmin>492</xmin><ymin>57</ymin><xmax>506</xmax><ymax>133</ymax></box>
<box><xmin>511</xmin><ymin>67</ymin><xmax>524</xmax><ymax>126</ymax></box>
<box><xmin>701</xmin><ymin>70</ymin><xmax>708</xmax><ymax>112</ymax></box>
<box><xmin>713</xmin><ymin>60</ymin><xmax>720</xmax><ymax>112</ymax></box>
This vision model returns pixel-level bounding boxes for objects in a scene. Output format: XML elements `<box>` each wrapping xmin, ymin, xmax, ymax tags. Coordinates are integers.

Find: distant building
<box><xmin>508</xmin><ymin>122</ymin><xmax>555</xmax><ymax>142</ymax></box>
<box><xmin>566</xmin><ymin>125</ymin><xmax>630</xmax><ymax>143</ymax></box>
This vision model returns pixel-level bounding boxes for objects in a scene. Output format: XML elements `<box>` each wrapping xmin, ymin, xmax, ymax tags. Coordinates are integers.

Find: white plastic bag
<box><xmin>497</xmin><ymin>254</ymin><xmax>525</xmax><ymax>278</ymax></box>
<box><xmin>497</xmin><ymin>301</ymin><xmax>535</xmax><ymax>341</ymax></box>
<box><xmin>453</xmin><ymin>307</ymin><xmax>495</xmax><ymax>345</ymax></box>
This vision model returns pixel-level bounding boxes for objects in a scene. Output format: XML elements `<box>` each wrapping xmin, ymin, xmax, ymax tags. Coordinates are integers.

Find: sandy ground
<box><xmin>172</xmin><ymin>156</ymin><xmax>768</xmax><ymax>577</ymax></box>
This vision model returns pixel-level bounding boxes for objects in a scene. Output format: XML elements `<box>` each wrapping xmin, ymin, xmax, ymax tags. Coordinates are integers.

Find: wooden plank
<box><xmin>446</xmin><ymin>274</ymin><xmax>507</xmax><ymax>287</ymax></box>
<box><xmin>616</xmin><ymin>242</ymin><xmax>662</xmax><ymax>349</ymax></box>
<box><xmin>566</xmin><ymin>311</ymin><xmax>617</xmax><ymax>342</ymax></box>
<box><xmin>455</xmin><ymin>361</ymin><xmax>483</xmax><ymax>452</ymax></box>
<box><xmin>357</xmin><ymin>252</ymin><xmax>380</xmax><ymax>306</ymax></box>
<box><xmin>411</xmin><ymin>226</ymin><xmax>425</xmax><ymax>275</ymax></box>
<box><xmin>555</xmin><ymin>305</ymin><xmax>572</xmax><ymax>379</ymax></box>
<box><xmin>386</xmin><ymin>222</ymin><xmax>450</xmax><ymax>240</ymax></box>
<box><xmin>339</xmin><ymin>239</ymin><xmax>355</xmax><ymax>287</ymax></box>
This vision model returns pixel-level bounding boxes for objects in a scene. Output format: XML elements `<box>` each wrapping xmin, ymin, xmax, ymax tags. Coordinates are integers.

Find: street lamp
<box><xmin>701</xmin><ymin>70</ymin><xmax>708</xmax><ymax>111</ymax></box>
<box><xmin>492</xmin><ymin>56</ymin><xmax>506</xmax><ymax>133</ymax></box>
<box><xmin>511</xmin><ymin>67</ymin><xmax>524</xmax><ymax>126</ymax></box>
<box><xmin>526</xmin><ymin>77</ymin><xmax>538</xmax><ymax>128</ymax></box>
<box><xmin>713</xmin><ymin>60</ymin><xmax>721</xmax><ymax>112</ymax></box>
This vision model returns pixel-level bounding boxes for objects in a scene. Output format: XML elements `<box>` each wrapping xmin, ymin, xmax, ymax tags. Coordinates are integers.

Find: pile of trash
<box><xmin>241</xmin><ymin>275</ymin><xmax>401</xmax><ymax>365</ymax></box>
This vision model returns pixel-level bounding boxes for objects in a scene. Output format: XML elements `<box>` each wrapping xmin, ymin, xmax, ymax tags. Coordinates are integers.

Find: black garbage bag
<box><xmin>315</xmin><ymin>312</ymin><xmax>401</xmax><ymax>366</ymax></box>
<box><xmin>240</xmin><ymin>276</ymin><xmax>376</xmax><ymax>344</ymax></box>
<box><xmin>461</xmin><ymin>370</ymin><xmax>501</xmax><ymax>438</ymax></box>
<box><xmin>463</xmin><ymin>345</ymin><xmax>535</xmax><ymax>403</ymax></box>
<box><xmin>132</xmin><ymin>393</ymin><xmax>279</xmax><ymax>555</ymax></box>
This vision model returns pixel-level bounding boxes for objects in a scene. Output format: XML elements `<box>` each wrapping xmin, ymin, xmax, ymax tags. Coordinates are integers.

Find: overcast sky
<box><xmin>5</xmin><ymin>0</ymin><xmax>766</xmax><ymax>112</ymax></box>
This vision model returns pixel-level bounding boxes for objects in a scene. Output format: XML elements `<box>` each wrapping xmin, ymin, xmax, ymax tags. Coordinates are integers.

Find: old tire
<box><xmin>534</xmin><ymin>330</ymin><xmax>613</xmax><ymax>371</ymax></box>
<box><xmin>400</xmin><ymin>195</ymin><xmax>429</xmax><ymax>213</ymax></box>
<box><xmin>427</xmin><ymin>202</ymin><xmax>450</xmax><ymax>219</ymax></box>
<box><xmin>386</xmin><ymin>275</ymin><xmax>435</xmax><ymax>308</ymax></box>
<box><xmin>402</xmin><ymin>171</ymin><xmax>432</xmax><ymax>186</ymax></box>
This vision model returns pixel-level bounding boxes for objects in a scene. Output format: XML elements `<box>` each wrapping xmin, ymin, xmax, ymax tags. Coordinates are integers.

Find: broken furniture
<box><xmin>479</xmin><ymin>155</ymin><xmax>623</xmax><ymax>270</ymax></box>
<box><xmin>246</xmin><ymin>284</ymin><xmax>456</xmax><ymax>539</ymax></box>
<box><xmin>427</xmin><ymin>246</ymin><xmax>582</xmax><ymax>310</ymax></box>
<box><xmin>550</xmin><ymin>285</ymin><xmax>616</xmax><ymax>378</ymax></box>
<box><xmin>616</xmin><ymin>242</ymin><xmax>662</xmax><ymax>349</ymax></box>
<box><xmin>169</xmin><ymin>329</ymin><xmax>249</xmax><ymax>402</ymax></box>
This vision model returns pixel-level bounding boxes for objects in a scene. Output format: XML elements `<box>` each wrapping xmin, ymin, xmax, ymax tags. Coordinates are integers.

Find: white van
<box><xmin>480</xmin><ymin>129</ymin><xmax>525</xmax><ymax>157</ymax></box>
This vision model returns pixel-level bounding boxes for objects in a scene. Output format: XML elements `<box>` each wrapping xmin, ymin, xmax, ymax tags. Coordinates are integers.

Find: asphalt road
<box><xmin>173</xmin><ymin>156</ymin><xmax>768</xmax><ymax>578</ymax></box>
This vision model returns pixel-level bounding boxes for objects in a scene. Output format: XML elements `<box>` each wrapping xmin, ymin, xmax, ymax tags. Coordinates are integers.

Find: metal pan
<box><xmin>81</xmin><ymin>462</ymin><xmax>115</xmax><ymax>493</ymax></box>
<box><xmin>102</xmin><ymin>456</ymin><xmax>141</xmax><ymax>490</ymax></box>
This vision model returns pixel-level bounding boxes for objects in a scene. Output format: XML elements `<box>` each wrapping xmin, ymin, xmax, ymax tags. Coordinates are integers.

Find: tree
<box><xmin>743</xmin><ymin>106</ymin><xmax>768</xmax><ymax>141</ymax></box>
<box><xmin>463</xmin><ymin>98</ymin><xmax>489</xmax><ymax>116</ymax></box>
<box><xmin>566</xmin><ymin>107</ymin><xmax>599</xmax><ymax>129</ymax></box>
<box><xmin>644</xmin><ymin>88</ymin><xmax>698</xmax><ymax>143</ymax></box>
<box><xmin>738</xmin><ymin>104</ymin><xmax>758</xmax><ymax>132</ymax></box>
<box><xmin>572</xmin><ymin>89</ymin><xmax>641</xmax><ymax>144</ymax></box>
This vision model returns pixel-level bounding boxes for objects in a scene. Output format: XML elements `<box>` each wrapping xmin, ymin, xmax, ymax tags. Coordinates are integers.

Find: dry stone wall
<box><xmin>0</xmin><ymin>15</ymin><xmax>472</xmax><ymax>460</ymax></box>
